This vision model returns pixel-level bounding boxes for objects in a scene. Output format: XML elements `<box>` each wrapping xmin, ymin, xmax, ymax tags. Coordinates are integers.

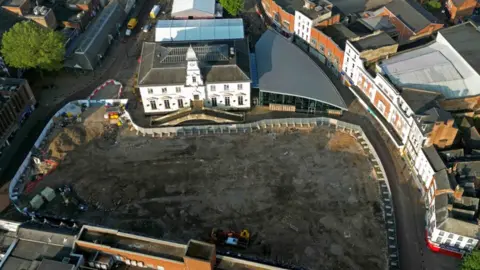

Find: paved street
<box><xmin>0</xmin><ymin>4</ymin><xmax>463</xmax><ymax>270</ymax></box>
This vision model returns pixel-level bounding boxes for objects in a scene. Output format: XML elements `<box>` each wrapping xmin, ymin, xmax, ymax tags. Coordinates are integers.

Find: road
<box><xmin>0</xmin><ymin>4</ymin><xmax>462</xmax><ymax>270</ymax></box>
<box><xmin>0</xmin><ymin>0</ymin><xmax>155</xmax><ymax>187</ymax></box>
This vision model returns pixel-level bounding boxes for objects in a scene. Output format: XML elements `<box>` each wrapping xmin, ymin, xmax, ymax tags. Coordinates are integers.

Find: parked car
<box><xmin>142</xmin><ymin>23</ymin><xmax>152</xmax><ymax>32</ymax></box>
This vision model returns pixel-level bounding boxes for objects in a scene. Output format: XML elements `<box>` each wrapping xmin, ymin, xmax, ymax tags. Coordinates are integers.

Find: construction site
<box><xmin>17</xmin><ymin>103</ymin><xmax>387</xmax><ymax>269</ymax></box>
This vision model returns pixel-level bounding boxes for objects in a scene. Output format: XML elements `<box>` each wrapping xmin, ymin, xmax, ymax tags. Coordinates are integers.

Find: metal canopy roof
<box><xmin>155</xmin><ymin>19</ymin><xmax>244</xmax><ymax>42</ymax></box>
<box><xmin>255</xmin><ymin>30</ymin><xmax>347</xmax><ymax>110</ymax></box>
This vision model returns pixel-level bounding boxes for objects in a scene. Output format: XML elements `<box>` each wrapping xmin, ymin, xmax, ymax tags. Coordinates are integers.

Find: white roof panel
<box><xmin>381</xmin><ymin>41</ymin><xmax>480</xmax><ymax>98</ymax></box>
<box><xmin>171</xmin><ymin>0</ymin><xmax>215</xmax><ymax>17</ymax></box>
<box><xmin>155</xmin><ymin>19</ymin><xmax>244</xmax><ymax>42</ymax></box>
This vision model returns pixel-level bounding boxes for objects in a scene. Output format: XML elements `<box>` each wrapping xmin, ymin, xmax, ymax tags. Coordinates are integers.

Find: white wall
<box><xmin>342</xmin><ymin>42</ymin><xmax>362</xmax><ymax>84</ymax></box>
<box><xmin>140</xmin><ymin>85</ymin><xmax>199</xmax><ymax>114</ymax></box>
<box><xmin>414</xmin><ymin>149</ymin><xmax>435</xmax><ymax>191</ymax></box>
<box><xmin>431</xmin><ymin>227</ymin><xmax>478</xmax><ymax>251</ymax></box>
<box><xmin>294</xmin><ymin>11</ymin><xmax>312</xmax><ymax>43</ymax></box>
<box><xmin>140</xmin><ymin>82</ymin><xmax>251</xmax><ymax>114</ymax></box>
<box><xmin>205</xmin><ymin>82</ymin><xmax>251</xmax><ymax>109</ymax></box>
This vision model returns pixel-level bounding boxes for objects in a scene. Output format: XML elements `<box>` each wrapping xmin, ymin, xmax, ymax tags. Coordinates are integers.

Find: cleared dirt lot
<box><xmin>29</xmin><ymin>107</ymin><xmax>386</xmax><ymax>269</ymax></box>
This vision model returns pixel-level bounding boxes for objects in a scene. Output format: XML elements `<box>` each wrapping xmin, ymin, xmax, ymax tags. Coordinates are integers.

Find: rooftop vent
<box><xmin>303</xmin><ymin>0</ymin><xmax>316</xmax><ymax>9</ymax></box>
<box><xmin>315</xmin><ymin>5</ymin><xmax>323</xmax><ymax>11</ymax></box>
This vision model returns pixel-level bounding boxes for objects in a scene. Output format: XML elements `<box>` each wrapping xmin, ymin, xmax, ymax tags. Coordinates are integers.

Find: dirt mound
<box><xmin>326</xmin><ymin>131</ymin><xmax>361</xmax><ymax>153</ymax></box>
<box><xmin>48</xmin><ymin>123</ymin><xmax>103</xmax><ymax>160</ymax></box>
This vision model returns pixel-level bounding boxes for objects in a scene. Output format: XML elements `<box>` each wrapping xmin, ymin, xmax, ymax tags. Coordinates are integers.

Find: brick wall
<box><xmin>261</xmin><ymin>0</ymin><xmax>295</xmax><ymax>32</ymax></box>
<box><xmin>427</xmin><ymin>119</ymin><xmax>458</xmax><ymax>148</ymax></box>
<box><xmin>310</xmin><ymin>27</ymin><xmax>344</xmax><ymax>71</ymax></box>
<box><xmin>446</xmin><ymin>0</ymin><xmax>477</xmax><ymax>22</ymax></box>
<box><xmin>439</xmin><ymin>96</ymin><xmax>480</xmax><ymax>112</ymax></box>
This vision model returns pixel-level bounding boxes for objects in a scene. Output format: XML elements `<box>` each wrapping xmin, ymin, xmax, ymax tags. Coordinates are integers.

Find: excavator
<box><xmin>210</xmin><ymin>228</ymin><xmax>250</xmax><ymax>249</ymax></box>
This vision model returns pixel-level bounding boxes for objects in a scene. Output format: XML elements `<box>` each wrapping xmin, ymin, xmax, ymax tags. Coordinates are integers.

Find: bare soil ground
<box><xmin>29</xmin><ymin>107</ymin><xmax>387</xmax><ymax>269</ymax></box>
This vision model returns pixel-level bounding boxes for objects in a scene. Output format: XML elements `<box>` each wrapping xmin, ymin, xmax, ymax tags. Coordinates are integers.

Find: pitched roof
<box><xmin>385</xmin><ymin>0</ymin><xmax>438</xmax><ymax>32</ymax></box>
<box><xmin>255</xmin><ymin>30</ymin><xmax>347</xmax><ymax>110</ymax></box>
<box><xmin>400</xmin><ymin>88</ymin><xmax>443</xmax><ymax>114</ymax></box>
<box><xmin>171</xmin><ymin>0</ymin><xmax>215</xmax><ymax>17</ymax></box>
<box><xmin>438</xmin><ymin>22</ymin><xmax>480</xmax><ymax>75</ymax></box>
<box><xmin>138</xmin><ymin>40</ymin><xmax>250</xmax><ymax>86</ymax></box>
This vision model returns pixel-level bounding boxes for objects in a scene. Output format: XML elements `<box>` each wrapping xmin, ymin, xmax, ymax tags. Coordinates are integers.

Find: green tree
<box><xmin>220</xmin><ymin>0</ymin><xmax>244</xmax><ymax>16</ymax></box>
<box><xmin>462</xmin><ymin>250</ymin><xmax>480</xmax><ymax>270</ymax></box>
<box><xmin>1</xmin><ymin>21</ymin><xmax>65</xmax><ymax>72</ymax></box>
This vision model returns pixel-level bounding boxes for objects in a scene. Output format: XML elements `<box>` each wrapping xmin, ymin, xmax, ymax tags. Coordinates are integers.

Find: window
<box><xmin>162</xmin><ymin>88</ymin><xmax>167</xmax><ymax>93</ymax></box>
<box><xmin>225</xmin><ymin>96</ymin><xmax>230</xmax><ymax>106</ymax></box>
<box><xmin>448</xmin><ymin>233</ymin><xmax>454</xmax><ymax>239</ymax></box>
<box><xmin>224</xmin><ymin>84</ymin><xmax>229</xmax><ymax>91</ymax></box>
<box><xmin>319</xmin><ymin>44</ymin><xmax>325</xmax><ymax>53</ymax></box>
<box><xmin>283</xmin><ymin>20</ymin><xmax>290</xmax><ymax>28</ymax></box>
<box><xmin>176</xmin><ymin>87</ymin><xmax>181</xmax><ymax>93</ymax></box>
<box><xmin>439</xmin><ymin>231</ymin><xmax>445</xmax><ymax>237</ymax></box>
<box><xmin>305</xmin><ymin>34</ymin><xmax>309</xmax><ymax>40</ymax></box>
<box><xmin>237</xmin><ymin>84</ymin><xmax>243</xmax><ymax>90</ymax></box>
<box><xmin>147</xmin><ymin>88</ymin><xmax>153</xmax><ymax>94</ymax></box>
<box><xmin>210</xmin><ymin>85</ymin><xmax>216</xmax><ymax>91</ymax></box>
<box><xmin>178</xmin><ymin>99</ymin><xmax>184</xmax><ymax>108</ymax></box>
<box><xmin>238</xmin><ymin>96</ymin><xmax>244</xmax><ymax>105</ymax></box>
<box><xmin>192</xmin><ymin>77</ymin><xmax>196</xmax><ymax>83</ymax></box>
<box><xmin>346</xmin><ymin>57</ymin><xmax>350</xmax><ymax>63</ymax></box>
<box><xmin>164</xmin><ymin>100</ymin><xmax>170</xmax><ymax>109</ymax></box>
<box><xmin>311</xmin><ymin>39</ymin><xmax>317</xmax><ymax>46</ymax></box>
<box><xmin>468</xmin><ymin>239</ymin><xmax>474</xmax><ymax>244</ymax></box>
<box><xmin>377</xmin><ymin>101</ymin><xmax>386</xmax><ymax>114</ymax></box>
<box><xmin>150</xmin><ymin>100</ymin><xmax>157</xmax><ymax>110</ymax></box>
<box><xmin>211</xmin><ymin>97</ymin><xmax>217</xmax><ymax>107</ymax></box>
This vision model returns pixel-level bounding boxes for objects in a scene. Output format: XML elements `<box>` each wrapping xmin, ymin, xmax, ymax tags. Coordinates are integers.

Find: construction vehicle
<box><xmin>210</xmin><ymin>228</ymin><xmax>250</xmax><ymax>249</ymax></box>
<box><xmin>126</xmin><ymin>18</ymin><xmax>138</xmax><ymax>36</ymax></box>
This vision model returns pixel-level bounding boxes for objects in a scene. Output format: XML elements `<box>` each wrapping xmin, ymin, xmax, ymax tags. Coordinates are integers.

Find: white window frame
<box><xmin>161</xmin><ymin>88</ymin><xmax>167</xmax><ymax>93</ymax></box>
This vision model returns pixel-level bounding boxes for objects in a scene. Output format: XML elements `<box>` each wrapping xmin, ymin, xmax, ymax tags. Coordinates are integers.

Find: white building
<box><xmin>137</xmin><ymin>41</ymin><xmax>251</xmax><ymax>114</ymax></box>
<box><xmin>171</xmin><ymin>0</ymin><xmax>216</xmax><ymax>18</ymax></box>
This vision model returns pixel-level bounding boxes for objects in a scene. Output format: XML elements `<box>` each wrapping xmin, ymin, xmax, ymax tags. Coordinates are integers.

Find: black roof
<box><xmin>138</xmin><ymin>40</ymin><xmax>250</xmax><ymax>86</ymax></box>
<box><xmin>0</xmin><ymin>9</ymin><xmax>23</xmax><ymax>42</ymax></box>
<box><xmin>255</xmin><ymin>30</ymin><xmax>347</xmax><ymax>110</ymax></box>
<box><xmin>321</xmin><ymin>24</ymin><xmax>357</xmax><ymax>49</ymax></box>
<box><xmin>439</xmin><ymin>22</ymin><xmax>480</xmax><ymax>75</ymax></box>
<box><xmin>350</xmin><ymin>31</ymin><xmax>397</xmax><ymax>51</ymax></box>
<box><xmin>423</xmin><ymin>146</ymin><xmax>446</xmax><ymax>172</ymax></box>
<box><xmin>385</xmin><ymin>0</ymin><xmax>438</xmax><ymax>32</ymax></box>
<box><xmin>400</xmin><ymin>88</ymin><xmax>443</xmax><ymax>114</ymax></box>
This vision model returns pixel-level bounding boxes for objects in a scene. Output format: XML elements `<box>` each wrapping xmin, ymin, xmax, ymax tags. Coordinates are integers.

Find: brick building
<box><xmin>260</xmin><ymin>0</ymin><xmax>343</xmax><ymax>73</ymax></box>
<box><xmin>446</xmin><ymin>0</ymin><xmax>480</xmax><ymax>23</ymax></box>
<box><xmin>0</xmin><ymin>78</ymin><xmax>36</xmax><ymax>151</ymax></box>
<box><xmin>363</xmin><ymin>0</ymin><xmax>444</xmax><ymax>43</ymax></box>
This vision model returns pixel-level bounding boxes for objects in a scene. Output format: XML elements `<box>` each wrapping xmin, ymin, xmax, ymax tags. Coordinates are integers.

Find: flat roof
<box><xmin>438</xmin><ymin>22</ymin><xmax>480</xmax><ymax>75</ymax></box>
<box><xmin>79</xmin><ymin>228</ymin><xmax>186</xmax><ymax>262</ymax></box>
<box><xmin>255</xmin><ymin>30</ymin><xmax>347</xmax><ymax>110</ymax></box>
<box><xmin>350</xmin><ymin>32</ymin><xmax>397</xmax><ymax>51</ymax></box>
<box><xmin>321</xmin><ymin>24</ymin><xmax>357</xmax><ymax>49</ymax></box>
<box><xmin>437</xmin><ymin>217</ymin><xmax>480</xmax><ymax>239</ymax></box>
<box><xmin>274</xmin><ymin>0</ymin><xmax>333</xmax><ymax>20</ymax></box>
<box><xmin>155</xmin><ymin>19</ymin><xmax>244</xmax><ymax>42</ymax></box>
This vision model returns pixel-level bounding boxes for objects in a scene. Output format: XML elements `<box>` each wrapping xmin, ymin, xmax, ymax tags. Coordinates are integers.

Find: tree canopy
<box><xmin>1</xmin><ymin>21</ymin><xmax>65</xmax><ymax>71</ymax></box>
<box><xmin>220</xmin><ymin>0</ymin><xmax>244</xmax><ymax>16</ymax></box>
<box><xmin>462</xmin><ymin>250</ymin><xmax>480</xmax><ymax>270</ymax></box>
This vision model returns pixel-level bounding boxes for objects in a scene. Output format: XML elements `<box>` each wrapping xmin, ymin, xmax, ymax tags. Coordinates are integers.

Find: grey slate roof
<box><xmin>400</xmin><ymin>88</ymin><xmax>443</xmax><ymax>114</ymax></box>
<box><xmin>439</xmin><ymin>22</ymin><xmax>480</xmax><ymax>75</ymax></box>
<box><xmin>435</xmin><ymin>193</ymin><xmax>449</xmax><ymax>226</ymax></box>
<box><xmin>255</xmin><ymin>30</ymin><xmax>347</xmax><ymax>110</ymax></box>
<box><xmin>322</xmin><ymin>24</ymin><xmax>358</xmax><ymax>49</ymax></box>
<box><xmin>385</xmin><ymin>0</ymin><xmax>438</xmax><ymax>32</ymax></box>
<box><xmin>350</xmin><ymin>32</ymin><xmax>397</xmax><ymax>51</ymax></box>
<box><xmin>423</xmin><ymin>146</ymin><xmax>446</xmax><ymax>172</ymax></box>
<box><xmin>435</xmin><ymin>169</ymin><xmax>451</xmax><ymax>190</ymax></box>
<box><xmin>138</xmin><ymin>40</ymin><xmax>250</xmax><ymax>86</ymax></box>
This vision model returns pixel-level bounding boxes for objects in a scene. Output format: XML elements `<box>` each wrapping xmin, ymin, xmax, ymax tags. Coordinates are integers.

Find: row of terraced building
<box><xmin>260</xmin><ymin>0</ymin><xmax>480</xmax><ymax>257</ymax></box>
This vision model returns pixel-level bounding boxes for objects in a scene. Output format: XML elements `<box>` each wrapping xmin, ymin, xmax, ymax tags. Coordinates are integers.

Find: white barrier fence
<box><xmin>9</xmin><ymin>99</ymin><xmax>399</xmax><ymax>269</ymax></box>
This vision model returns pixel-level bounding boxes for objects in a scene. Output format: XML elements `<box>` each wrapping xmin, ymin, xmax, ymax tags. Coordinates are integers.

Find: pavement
<box><xmin>0</xmin><ymin>4</ymin><xmax>463</xmax><ymax>270</ymax></box>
